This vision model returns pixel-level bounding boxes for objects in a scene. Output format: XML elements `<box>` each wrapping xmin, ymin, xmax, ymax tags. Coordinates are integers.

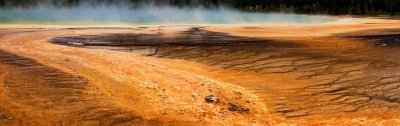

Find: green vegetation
<box><xmin>1</xmin><ymin>0</ymin><xmax>399</xmax><ymax>16</ymax></box>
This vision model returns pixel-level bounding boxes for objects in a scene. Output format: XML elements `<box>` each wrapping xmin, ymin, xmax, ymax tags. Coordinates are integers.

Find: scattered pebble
<box><xmin>139</xmin><ymin>81</ymin><xmax>159</xmax><ymax>90</ymax></box>
<box><xmin>69</xmin><ymin>42</ymin><xmax>84</xmax><ymax>46</ymax></box>
<box><xmin>72</xmin><ymin>74</ymin><xmax>80</xmax><ymax>78</ymax></box>
<box><xmin>205</xmin><ymin>95</ymin><xmax>219</xmax><ymax>103</ymax></box>
<box><xmin>146</xmin><ymin>83</ymin><xmax>159</xmax><ymax>90</ymax></box>
<box><xmin>233</xmin><ymin>90</ymin><xmax>243</xmax><ymax>95</ymax></box>
<box><xmin>228</xmin><ymin>102</ymin><xmax>249</xmax><ymax>113</ymax></box>
<box><xmin>0</xmin><ymin>114</ymin><xmax>6</xmax><ymax>119</ymax></box>
<box><xmin>379</xmin><ymin>43</ymin><xmax>387</xmax><ymax>46</ymax></box>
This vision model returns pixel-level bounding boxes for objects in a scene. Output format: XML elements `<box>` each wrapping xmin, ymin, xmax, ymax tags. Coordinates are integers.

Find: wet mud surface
<box><xmin>52</xmin><ymin>27</ymin><xmax>400</xmax><ymax>119</ymax></box>
<box><xmin>0</xmin><ymin>50</ymin><xmax>158</xmax><ymax>125</ymax></box>
<box><xmin>52</xmin><ymin>27</ymin><xmax>300</xmax><ymax>47</ymax></box>
<box><xmin>339</xmin><ymin>28</ymin><xmax>400</xmax><ymax>46</ymax></box>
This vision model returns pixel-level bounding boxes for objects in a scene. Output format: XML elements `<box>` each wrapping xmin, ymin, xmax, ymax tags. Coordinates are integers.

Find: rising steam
<box><xmin>0</xmin><ymin>1</ymin><xmax>336</xmax><ymax>24</ymax></box>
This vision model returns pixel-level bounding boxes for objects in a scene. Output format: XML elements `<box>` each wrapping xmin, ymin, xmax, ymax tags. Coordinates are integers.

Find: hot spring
<box><xmin>0</xmin><ymin>5</ymin><xmax>337</xmax><ymax>24</ymax></box>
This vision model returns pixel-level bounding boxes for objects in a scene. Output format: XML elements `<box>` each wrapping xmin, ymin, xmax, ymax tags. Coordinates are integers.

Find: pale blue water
<box><xmin>0</xmin><ymin>6</ymin><xmax>336</xmax><ymax>24</ymax></box>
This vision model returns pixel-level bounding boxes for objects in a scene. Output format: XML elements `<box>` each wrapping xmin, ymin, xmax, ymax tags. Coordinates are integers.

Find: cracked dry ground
<box><xmin>154</xmin><ymin>29</ymin><xmax>400</xmax><ymax>119</ymax></box>
<box><xmin>54</xmin><ymin>27</ymin><xmax>400</xmax><ymax>121</ymax></box>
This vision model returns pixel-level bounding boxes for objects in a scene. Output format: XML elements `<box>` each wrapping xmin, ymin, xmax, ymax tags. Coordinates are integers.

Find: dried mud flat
<box><xmin>2</xmin><ymin>18</ymin><xmax>400</xmax><ymax>125</ymax></box>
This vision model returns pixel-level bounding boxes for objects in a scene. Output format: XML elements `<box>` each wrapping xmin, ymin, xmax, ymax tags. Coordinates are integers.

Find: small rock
<box><xmin>65</xmin><ymin>59</ymin><xmax>70</xmax><ymax>61</ymax></box>
<box><xmin>189</xmin><ymin>27</ymin><xmax>201</xmax><ymax>32</ymax></box>
<box><xmin>146</xmin><ymin>83</ymin><xmax>159</xmax><ymax>90</ymax></box>
<box><xmin>72</xmin><ymin>74</ymin><xmax>80</xmax><ymax>78</ymax></box>
<box><xmin>228</xmin><ymin>102</ymin><xmax>249</xmax><ymax>113</ymax></box>
<box><xmin>140</xmin><ymin>81</ymin><xmax>159</xmax><ymax>90</ymax></box>
<box><xmin>69</xmin><ymin>42</ymin><xmax>84</xmax><ymax>46</ymax></box>
<box><xmin>205</xmin><ymin>95</ymin><xmax>219</xmax><ymax>103</ymax></box>
<box><xmin>233</xmin><ymin>90</ymin><xmax>243</xmax><ymax>95</ymax></box>
<box><xmin>187</xmin><ymin>27</ymin><xmax>206</xmax><ymax>35</ymax></box>
<box><xmin>163</xmin><ymin>97</ymin><xmax>173</xmax><ymax>103</ymax></box>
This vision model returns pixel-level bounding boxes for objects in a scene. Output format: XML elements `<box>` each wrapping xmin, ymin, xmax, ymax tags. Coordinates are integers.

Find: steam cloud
<box><xmin>0</xmin><ymin>1</ymin><xmax>336</xmax><ymax>24</ymax></box>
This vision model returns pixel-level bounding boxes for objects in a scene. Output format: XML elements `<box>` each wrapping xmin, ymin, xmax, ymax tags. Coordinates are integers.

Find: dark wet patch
<box><xmin>51</xmin><ymin>27</ymin><xmax>301</xmax><ymax>47</ymax></box>
<box><xmin>242</xmin><ymin>27</ymin><xmax>266</xmax><ymax>29</ymax></box>
<box><xmin>337</xmin><ymin>28</ymin><xmax>400</xmax><ymax>46</ymax></box>
<box><xmin>66</xmin><ymin>27</ymin><xmax>136</xmax><ymax>31</ymax></box>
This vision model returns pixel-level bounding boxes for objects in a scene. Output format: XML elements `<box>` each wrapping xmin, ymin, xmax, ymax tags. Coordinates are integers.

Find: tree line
<box><xmin>1</xmin><ymin>0</ymin><xmax>399</xmax><ymax>16</ymax></box>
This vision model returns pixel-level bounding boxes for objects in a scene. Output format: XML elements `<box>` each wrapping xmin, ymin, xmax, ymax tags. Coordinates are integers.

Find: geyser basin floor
<box><xmin>1</xmin><ymin>17</ymin><xmax>400</xmax><ymax>125</ymax></box>
<box><xmin>52</xmin><ymin>24</ymin><xmax>400</xmax><ymax>118</ymax></box>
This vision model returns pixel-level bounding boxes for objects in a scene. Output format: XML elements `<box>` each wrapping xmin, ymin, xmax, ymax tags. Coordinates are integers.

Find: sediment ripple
<box><xmin>0</xmin><ymin>50</ymin><xmax>157</xmax><ymax>125</ymax></box>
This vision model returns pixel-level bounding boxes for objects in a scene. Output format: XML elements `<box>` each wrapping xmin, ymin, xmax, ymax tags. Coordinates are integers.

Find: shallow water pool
<box><xmin>0</xmin><ymin>6</ymin><xmax>336</xmax><ymax>24</ymax></box>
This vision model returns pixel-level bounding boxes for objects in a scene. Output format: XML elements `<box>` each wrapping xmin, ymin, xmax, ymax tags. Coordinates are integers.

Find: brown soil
<box><xmin>1</xmin><ymin>17</ymin><xmax>400</xmax><ymax>125</ymax></box>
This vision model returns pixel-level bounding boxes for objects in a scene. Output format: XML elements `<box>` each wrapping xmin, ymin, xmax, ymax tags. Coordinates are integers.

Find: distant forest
<box><xmin>1</xmin><ymin>0</ymin><xmax>399</xmax><ymax>16</ymax></box>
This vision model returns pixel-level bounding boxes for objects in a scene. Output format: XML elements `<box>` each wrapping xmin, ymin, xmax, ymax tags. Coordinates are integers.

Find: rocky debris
<box><xmin>146</xmin><ymin>83</ymin><xmax>159</xmax><ymax>90</ymax></box>
<box><xmin>0</xmin><ymin>113</ymin><xmax>5</xmax><ymax>119</ymax></box>
<box><xmin>139</xmin><ymin>81</ymin><xmax>159</xmax><ymax>90</ymax></box>
<box><xmin>0</xmin><ymin>110</ymin><xmax>12</xmax><ymax>121</ymax></box>
<box><xmin>205</xmin><ymin>95</ymin><xmax>219</xmax><ymax>103</ymax></box>
<box><xmin>186</xmin><ymin>27</ymin><xmax>207</xmax><ymax>35</ymax></box>
<box><xmin>379</xmin><ymin>43</ymin><xmax>387</xmax><ymax>47</ymax></box>
<box><xmin>228</xmin><ymin>102</ymin><xmax>249</xmax><ymax>113</ymax></box>
<box><xmin>68</xmin><ymin>42</ymin><xmax>84</xmax><ymax>47</ymax></box>
<box><xmin>72</xmin><ymin>74</ymin><xmax>80</xmax><ymax>79</ymax></box>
